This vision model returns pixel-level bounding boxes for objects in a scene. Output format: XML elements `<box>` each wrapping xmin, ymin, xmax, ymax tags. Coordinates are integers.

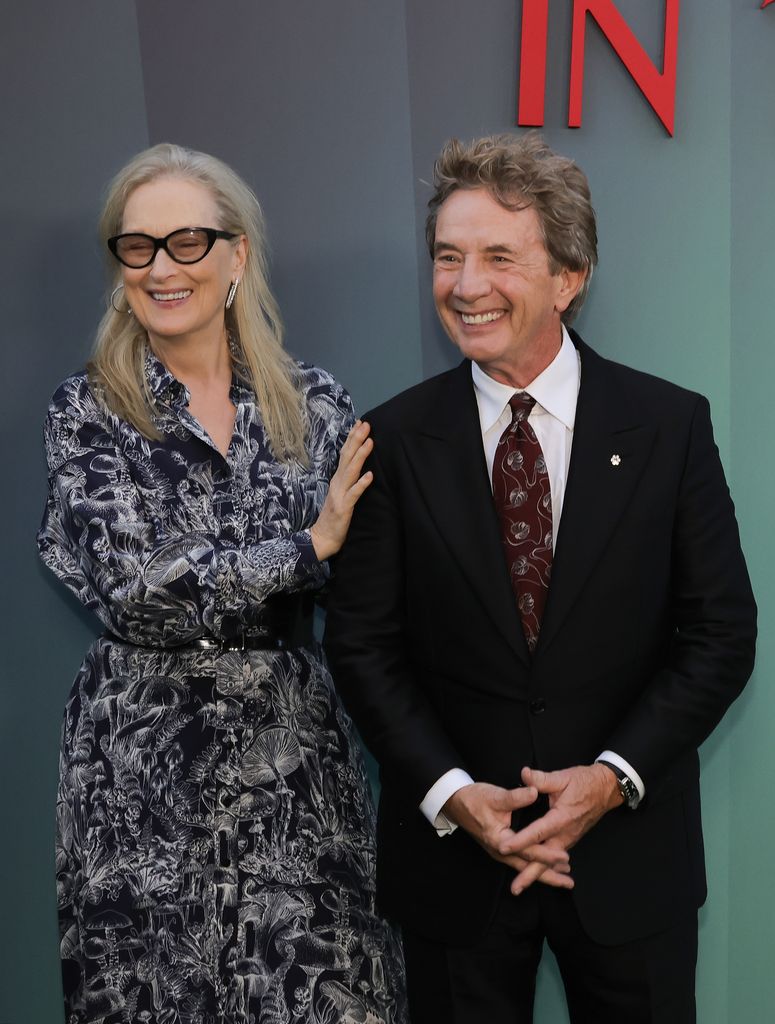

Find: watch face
<box><xmin>620</xmin><ymin>778</ymin><xmax>638</xmax><ymax>808</ymax></box>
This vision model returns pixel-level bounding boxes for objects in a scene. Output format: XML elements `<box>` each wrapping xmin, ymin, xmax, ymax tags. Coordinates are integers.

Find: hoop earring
<box><xmin>110</xmin><ymin>284</ymin><xmax>133</xmax><ymax>315</ymax></box>
<box><xmin>225</xmin><ymin>278</ymin><xmax>240</xmax><ymax>310</ymax></box>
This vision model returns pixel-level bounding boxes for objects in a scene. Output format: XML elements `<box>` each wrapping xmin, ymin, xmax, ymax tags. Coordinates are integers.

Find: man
<box><xmin>324</xmin><ymin>133</ymin><xmax>756</xmax><ymax>1023</ymax></box>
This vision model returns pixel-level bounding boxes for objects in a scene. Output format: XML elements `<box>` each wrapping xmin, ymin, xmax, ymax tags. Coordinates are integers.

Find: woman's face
<box><xmin>120</xmin><ymin>176</ymin><xmax>246</xmax><ymax>352</ymax></box>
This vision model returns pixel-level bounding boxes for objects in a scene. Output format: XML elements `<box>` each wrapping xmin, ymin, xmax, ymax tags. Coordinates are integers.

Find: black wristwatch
<box><xmin>597</xmin><ymin>759</ymin><xmax>640</xmax><ymax>810</ymax></box>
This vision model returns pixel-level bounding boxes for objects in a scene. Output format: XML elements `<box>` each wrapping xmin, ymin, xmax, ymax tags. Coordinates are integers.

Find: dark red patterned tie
<box><xmin>492</xmin><ymin>393</ymin><xmax>553</xmax><ymax>652</ymax></box>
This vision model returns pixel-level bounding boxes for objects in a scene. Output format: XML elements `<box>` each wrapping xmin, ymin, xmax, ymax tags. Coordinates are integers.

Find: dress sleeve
<box><xmin>37</xmin><ymin>378</ymin><xmax>352</xmax><ymax>646</ymax></box>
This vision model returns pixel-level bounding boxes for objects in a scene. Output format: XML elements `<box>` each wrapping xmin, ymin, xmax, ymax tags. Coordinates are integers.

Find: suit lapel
<box><xmin>402</xmin><ymin>361</ymin><xmax>531</xmax><ymax>665</ymax></box>
<box><xmin>537</xmin><ymin>339</ymin><xmax>656</xmax><ymax>655</ymax></box>
<box><xmin>398</xmin><ymin>342</ymin><xmax>655</xmax><ymax>664</ymax></box>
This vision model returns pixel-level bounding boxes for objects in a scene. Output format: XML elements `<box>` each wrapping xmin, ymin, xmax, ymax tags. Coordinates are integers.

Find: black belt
<box><xmin>103</xmin><ymin>593</ymin><xmax>316</xmax><ymax>653</ymax></box>
<box><xmin>186</xmin><ymin>634</ymin><xmax>295</xmax><ymax>652</ymax></box>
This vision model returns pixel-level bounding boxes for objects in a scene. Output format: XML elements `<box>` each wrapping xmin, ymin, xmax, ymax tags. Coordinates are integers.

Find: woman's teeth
<box><xmin>152</xmin><ymin>290</ymin><xmax>192</xmax><ymax>301</ymax></box>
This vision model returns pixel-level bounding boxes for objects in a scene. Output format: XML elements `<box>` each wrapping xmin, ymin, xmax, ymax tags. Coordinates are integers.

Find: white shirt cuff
<box><xmin>420</xmin><ymin>768</ymin><xmax>475</xmax><ymax>835</ymax></box>
<box><xmin>597</xmin><ymin>750</ymin><xmax>646</xmax><ymax>804</ymax></box>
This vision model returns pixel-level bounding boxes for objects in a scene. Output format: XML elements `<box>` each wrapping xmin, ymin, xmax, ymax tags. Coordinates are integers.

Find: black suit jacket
<box><xmin>325</xmin><ymin>334</ymin><xmax>756</xmax><ymax>946</ymax></box>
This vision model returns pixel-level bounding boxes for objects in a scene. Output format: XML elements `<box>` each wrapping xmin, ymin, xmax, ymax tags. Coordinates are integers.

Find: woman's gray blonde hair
<box><xmin>426</xmin><ymin>132</ymin><xmax>598</xmax><ymax>323</ymax></box>
<box><xmin>90</xmin><ymin>143</ymin><xmax>306</xmax><ymax>461</ymax></box>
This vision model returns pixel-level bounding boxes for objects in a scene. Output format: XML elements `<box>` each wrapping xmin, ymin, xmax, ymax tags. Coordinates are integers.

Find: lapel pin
<box><xmin>610</xmin><ymin>454</ymin><xmax>621</xmax><ymax>466</ymax></box>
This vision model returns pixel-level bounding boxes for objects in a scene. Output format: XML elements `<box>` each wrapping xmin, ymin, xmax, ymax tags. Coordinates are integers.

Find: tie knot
<box><xmin>508</xmin><ymin>392</ymin><xmax>535</xmax><ymax>424</ymax></box>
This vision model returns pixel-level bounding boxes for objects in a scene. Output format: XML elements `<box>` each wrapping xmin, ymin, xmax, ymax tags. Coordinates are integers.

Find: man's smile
<box><xmin>460</xmin><ymin>310</ymin><xmax>506</xmax><ymax>325</ymax></box>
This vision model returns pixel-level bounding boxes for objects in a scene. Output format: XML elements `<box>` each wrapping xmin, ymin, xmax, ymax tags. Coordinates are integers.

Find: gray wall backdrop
<box><xmin>2</xmin><ymin>2</ymin><xmax>773</xmax><ymax>1020</ymax></box>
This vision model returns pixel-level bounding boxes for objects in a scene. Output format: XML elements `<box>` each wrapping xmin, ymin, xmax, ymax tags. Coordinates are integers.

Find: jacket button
<box><xmin>529</xmin><ymin>698</ymin><xmax>546</xmax><ymax>715</ymax></box>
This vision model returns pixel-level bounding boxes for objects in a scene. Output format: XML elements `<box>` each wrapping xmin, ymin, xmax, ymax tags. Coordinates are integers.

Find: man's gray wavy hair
<box><xmin>426</xmin><ymin>132</ymin><xmax>598</xmax><ymax>323</ymax></box>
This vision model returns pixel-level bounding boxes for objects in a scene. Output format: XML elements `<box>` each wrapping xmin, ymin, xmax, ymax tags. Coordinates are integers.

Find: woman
<box><xmin>38</xmin><ymin>144</ymin><xmax>406</xmax><ymax>1024</ymax></box>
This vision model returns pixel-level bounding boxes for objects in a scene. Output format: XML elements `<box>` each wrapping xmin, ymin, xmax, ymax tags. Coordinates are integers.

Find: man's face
<box><xmin>432</xmin><ymin>188</ymin><xmax>581</xmax><ymax>386</ymax></box>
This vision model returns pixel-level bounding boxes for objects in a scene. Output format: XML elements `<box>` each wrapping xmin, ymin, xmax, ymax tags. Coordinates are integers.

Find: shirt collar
<box><xmin>471</xmin><ymin>326</ymin><xmax>580</xmax><ymax>433</ymax></box>
<box><xmin>144</xmin><ymin>346</ymin><xmax>188</xmax><ymax>409</ymax></box>
<box><xmin>143</xmin><ymin>339</ymin><xmax>255</xmax><ymax>410</ymax></box>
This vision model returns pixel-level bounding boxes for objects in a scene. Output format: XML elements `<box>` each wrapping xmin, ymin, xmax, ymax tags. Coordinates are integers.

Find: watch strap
<box><xmin>597</xmin><ymin>759</ymin><xmax>640</xmax><ymax>810</ymax></box>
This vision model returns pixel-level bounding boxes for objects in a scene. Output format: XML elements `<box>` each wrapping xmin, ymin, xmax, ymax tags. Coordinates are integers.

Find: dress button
<box><xmin>529</xmin><ymin>698</ymin><xmax>546</xmax><ymax>715</ymax></box>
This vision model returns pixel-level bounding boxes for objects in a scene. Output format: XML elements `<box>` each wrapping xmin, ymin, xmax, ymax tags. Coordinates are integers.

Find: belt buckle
<box><xmin>195</xmin><ymin>636</ymin><xmax>220</xmax><ymax>651</ymax></box>
<box><xmin>218</xmin><ymin>636</ymin><xmax>235</xmax><ymax>652</ymax></box>
<box><xmin>223</xmin><ymin>632</ymin><xmax>247</xmax><ymax>652</ymax></box>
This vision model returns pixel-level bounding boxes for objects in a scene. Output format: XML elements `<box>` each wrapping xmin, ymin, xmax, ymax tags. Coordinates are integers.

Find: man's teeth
<box><xmin>152</xmin><ymin>290</ymin><xmax>192</xmax><ymax>301</ymax></box>
<box><xmin>461</xmin><ymin>311</ymin><xmax>504</xmax><ymax>325</ymax></box>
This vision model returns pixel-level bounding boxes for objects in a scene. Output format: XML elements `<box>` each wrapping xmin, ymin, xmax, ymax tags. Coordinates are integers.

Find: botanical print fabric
<box><xmin>38</xmin><ymin>352</ymin><xmax>406</xmax><ymax>1024</ymax></box>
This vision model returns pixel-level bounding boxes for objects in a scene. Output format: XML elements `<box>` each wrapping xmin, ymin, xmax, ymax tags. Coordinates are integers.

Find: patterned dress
<box><xmin>38</xmin><ymin>351</ymin><xmax>406</xmax><ymax>1024</ymax></box>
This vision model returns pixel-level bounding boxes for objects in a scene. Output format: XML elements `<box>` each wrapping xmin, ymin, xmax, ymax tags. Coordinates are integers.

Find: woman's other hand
<box><xmin>310</xmin><ymin>420</ymin><xmax>374</xmax><ymax>561</ymax></box>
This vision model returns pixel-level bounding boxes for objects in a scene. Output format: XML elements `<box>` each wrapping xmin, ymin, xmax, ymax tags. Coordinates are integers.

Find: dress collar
<box><xmin>143</xmin><ymin>338</ymin><xmax>255</xmax><ymax>410</ymax></box>
<box><xmin>144</xmin><ymin>346</ymin><xmax>188</xmax><ymax>409</ymax></box>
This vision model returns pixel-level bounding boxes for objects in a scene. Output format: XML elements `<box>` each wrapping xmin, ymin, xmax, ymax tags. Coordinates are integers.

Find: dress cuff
<box><xmin>293</xmin><ymin>529</ymin><xmax>330</xmax><ymax>581</ymax></box>
<box><xmin>420</xmin><ymin>768</ymin><xmax>475</xmax><ymax>836</ymax></box>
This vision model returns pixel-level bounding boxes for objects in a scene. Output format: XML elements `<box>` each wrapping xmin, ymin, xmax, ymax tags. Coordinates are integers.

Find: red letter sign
<box><xmin>568</xmin><ymin>0</ymin><xmax>680</xmax><ymax>135</ymax></box>
<box><xmin>518</xmin><ymin>0</ymin><xmax>550</xmax><ymax>126</ymax></box>
<box><xmin>517</xmin><ymin>1</ymin><xmax>681</xmax><ymax>135</ymax></box>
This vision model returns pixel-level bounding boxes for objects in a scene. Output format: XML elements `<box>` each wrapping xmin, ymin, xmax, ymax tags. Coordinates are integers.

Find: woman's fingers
<box><xmin>337</xmin><ymin>423</ymin><xmax>372</xmax><ymax>478</ymax></box>
<box><xmin>348</xmin><ymin>469</ymin><xmax>373</xmax><ymax>499</ymax></box>
<box><xmin>342</xmin><ymin>433</ymin><xmax>373</xmax><ymax>475</ymax></box>
<box><xmin>341</xmin><ymin>419</ymin><xmax>371</xmax><ymax>454</ymax></box>
<box><xmin>309</xmin><ymin>421</ymin><xmax>375</xmax><ymax>561</ymax></box>
<box><xmin>331</xmin><ymin>422</ymin><xmax>373</xmax><ymax>496</ymax></box>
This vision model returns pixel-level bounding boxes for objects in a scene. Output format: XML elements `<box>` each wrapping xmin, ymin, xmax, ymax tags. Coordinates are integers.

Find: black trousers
<box><xmin>402</xmin><ymin>883</ymin><xmax>697</xmax><ymax>1024</ymax></box>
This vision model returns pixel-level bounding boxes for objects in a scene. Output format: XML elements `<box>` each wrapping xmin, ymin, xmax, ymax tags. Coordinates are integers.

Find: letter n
<box><xmin>568</xmin><ymin>0</ymin><xmax>680</xmax><ymax>136</ymax></box>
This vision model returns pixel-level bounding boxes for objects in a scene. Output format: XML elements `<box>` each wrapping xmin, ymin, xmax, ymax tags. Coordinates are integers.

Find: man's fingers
<box><xmin>494</xmin><ymin>785</ymin><xmax>538</xmax><ymax>813</ymax></box>
<box><xmin>517</xmin><ymin>843</ymin><xmax>569</xmax><ymax>868</ymax></box>
<box><xmin>510</xmin><ymin>860</ymin><xmax>545</xmax><ymax>893</ymax></box>
<box><xmin>499</xmin><ymin>836</ymin><xmax>568</xmax><ymax>867</ymax></box>
<box><xmin>500</xmin><ymin>808</ymin><xmax>567</xmax><ymax>854</ymax></box>
<box><xmin>511</xmin><ymin>863</ymin><xmax>575</xmax><ymax>896</ymax></box>
<box><xmin>521</xmin><ymin>765</ymin><xmax>565</xmax><ymax>793</ymax></box>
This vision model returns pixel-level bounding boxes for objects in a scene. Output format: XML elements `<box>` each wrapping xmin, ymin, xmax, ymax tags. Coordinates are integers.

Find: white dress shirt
<box><xmin>420</xmin><ymin>328</ymin><xmax>645</xmax><ymax>834</ymax></box>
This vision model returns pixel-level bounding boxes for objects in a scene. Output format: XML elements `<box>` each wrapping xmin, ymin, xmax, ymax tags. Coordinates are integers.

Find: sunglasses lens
<box><xmin>115</xmin><ymin>235</ymin><xmax>155</xmax><ymax>267</ymax></box>
<box><xmin>167</xmin><ymin>229</ymin><xmax>211</xmax><ymax>263</ymax></box>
